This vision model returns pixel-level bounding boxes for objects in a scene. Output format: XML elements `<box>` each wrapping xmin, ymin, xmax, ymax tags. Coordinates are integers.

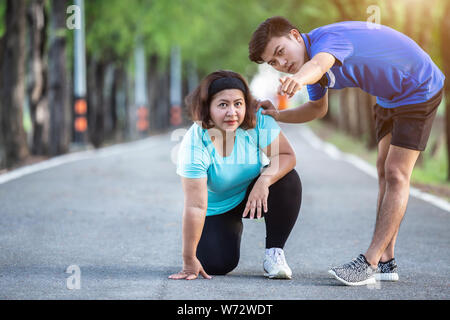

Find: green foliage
<box><xmin>84</xmin><ymin>0</ymin><xmax>137</xmax><ymax>61</ymax></box>
<box><xmin>77</xmin><ymin>0</ymin><xmax>442</xmax><ymax>75</ymax></box>
<box><xmin>309</xmin><ymin>119</ymin><xmax>450</xmax><ymax>189</ymax></box>
<box><xmin>0</xmin><ymin>0</ymin><xmax>5</xmax><ymax>37</ymax></box>
<box><xmin>412</xmin><ymin>146</ymin><xmax>449</xmax><ymax>186</ymax></box>
<box><xmin>78</xmin><ymin>0</ymin><xmax>342</xmax><ymax>75</ymax></box>
<box><xmin>3</xmin><ymin>0</ymin><xmax>444</xmax><ymax>78</ymax></box>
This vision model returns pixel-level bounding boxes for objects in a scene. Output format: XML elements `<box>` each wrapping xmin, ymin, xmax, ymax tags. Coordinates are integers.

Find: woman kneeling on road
<box><xmin>169</xmin><ymin>70</ymin><xmax>302</xmax><ymax>280</ymax></box>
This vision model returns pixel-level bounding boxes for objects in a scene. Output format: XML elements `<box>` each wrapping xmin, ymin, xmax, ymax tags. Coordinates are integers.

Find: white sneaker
<box><xmin>263</xmin><ymin>248</ymin><xmax>292</xmax><ymax>279</ymax></box>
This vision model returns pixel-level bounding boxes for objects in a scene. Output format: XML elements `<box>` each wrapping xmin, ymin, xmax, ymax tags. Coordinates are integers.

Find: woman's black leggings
<box><xmin>196</xmin><ymin>169</ymin><xmax>302</xmax><ymax>275</ymax></box>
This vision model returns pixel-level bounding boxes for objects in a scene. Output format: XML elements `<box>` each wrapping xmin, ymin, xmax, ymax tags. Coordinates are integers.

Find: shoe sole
<box><xmin>264</xmin><ymin>271</ymin><xmax>292</xmax><ymax>279</ymax></box>
<box><xmin>328</xmin><ymin>270</ymin><xmax>376</xmax><ymax>286</ymax></box>
<box><xmin>263</xmin><ymin>268</ymin><xmax>292</xmax><ymax>280</ymax></box>
<box><xmin>374</xmin><ymin>273</ymin><xmax>399</xmax><ymax>281</ymax></box>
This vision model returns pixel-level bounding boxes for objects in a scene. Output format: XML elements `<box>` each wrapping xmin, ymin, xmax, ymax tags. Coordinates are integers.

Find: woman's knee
<box><xmin>202</xmin><ymin>256</ymin><xmax>239</xmax><ymax>275</ymax></box>
<box><xmin>270</xmin><ymin>169</ymin><xmax>302</xmax><ymax>199</ymax></box>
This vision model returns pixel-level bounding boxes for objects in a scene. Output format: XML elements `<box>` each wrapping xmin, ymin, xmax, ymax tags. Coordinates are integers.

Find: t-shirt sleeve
<box><xmin>256</xmin><ymin>108</ymin><xmax>281</xmax><ymax>149</ymax></box>
<box><xmin>176</xmin><ymin>126</ymin><xmax>210</xmax><ymax>178</ymax></box>
<box><xmin>307</xmin><ymin>82</ymin><xmax>328</xmax><ymax>101</ymax></box>
<box><xmin>310</xmin><ymin>32</ymin><xmax>353</xmax><ymax>66</ymax></box>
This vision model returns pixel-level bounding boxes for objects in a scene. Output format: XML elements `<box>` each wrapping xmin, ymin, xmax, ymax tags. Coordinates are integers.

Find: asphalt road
<box><xmin>0</xmin><ymin>124</ymin><xmax>449</xmax><ymax>300</ymax></box>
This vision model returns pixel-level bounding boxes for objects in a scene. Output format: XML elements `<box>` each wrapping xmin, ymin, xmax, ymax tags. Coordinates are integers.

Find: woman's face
<box><xmin>209</xmin><ymin>89</ymin><xmax>246</xmax><ymax>133</ymax></box>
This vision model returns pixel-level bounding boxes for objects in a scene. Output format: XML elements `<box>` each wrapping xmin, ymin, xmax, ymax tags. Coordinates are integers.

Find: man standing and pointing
<box><xmin>248</xmin><ymin>16</ymin><xmax>445</xmax><ymax>286</ymax></box>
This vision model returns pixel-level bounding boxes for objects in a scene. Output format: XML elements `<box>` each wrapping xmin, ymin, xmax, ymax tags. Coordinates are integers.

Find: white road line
<box><xmin>0</xmin><ymin>135</ymin><xmax>162</xmax><ymax>185</ymax></box>
<box><xmin>299</xmin><ymin>125</ymin><xmax>450</xmax><ymax>213</ymax></box>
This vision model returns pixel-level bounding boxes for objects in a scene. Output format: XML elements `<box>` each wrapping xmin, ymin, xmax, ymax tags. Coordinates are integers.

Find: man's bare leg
<box><xmin>365</xmin><ymin>144</ymin><xmax>420</xmax><ymax>267</ymax></box>
<box><xmin>375</xmin><ymin>133</ymin><xmax>399</xmax><ymax>262</ymax></box>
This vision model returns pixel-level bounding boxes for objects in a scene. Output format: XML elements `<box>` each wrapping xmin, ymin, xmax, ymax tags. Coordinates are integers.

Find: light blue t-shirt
<box><xmin>176</xmin><ymin>109</ymin><xmax>281</xmax><ymax>216</ymax></box>
<box><xmin>302</xmin><ymin>21</ymin><xmax>445</xmax><ymax>108</ymax></box>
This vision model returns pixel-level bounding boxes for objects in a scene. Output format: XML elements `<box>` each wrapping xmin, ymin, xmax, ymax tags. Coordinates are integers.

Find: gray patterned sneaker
<box><xmin>375</xmin><ymin>258</ymin><xmax>399</xmax><ymax>281</ymax></box>
<box><xmin>328</xmin><ymin>254</ymin><xmax>376</xmax><ymax>286</ymax></box>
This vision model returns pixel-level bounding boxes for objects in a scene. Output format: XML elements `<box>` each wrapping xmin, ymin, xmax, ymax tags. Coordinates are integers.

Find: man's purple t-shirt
<box><xmin>302</xmin><ymin>21</ymin><xmax>445</xmax><ymax>108</ymax></box>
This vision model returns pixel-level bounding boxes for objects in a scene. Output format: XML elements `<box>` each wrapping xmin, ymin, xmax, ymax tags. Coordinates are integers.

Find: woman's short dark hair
<box><xmin>249</xmin><ymin>16</ymin><xmax>300</xmax><ymax>64</ymax></box>
<box><xmin>185</xmin><ymin>70</ymin><xmax>256</xmax><ymax>130</ymax></box>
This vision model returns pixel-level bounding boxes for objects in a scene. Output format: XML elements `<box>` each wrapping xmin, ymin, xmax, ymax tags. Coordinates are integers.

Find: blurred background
<box><xmin>0</xmin><ymin>0</ymin><xmax>449</xmax><ymax>197</ymax></box>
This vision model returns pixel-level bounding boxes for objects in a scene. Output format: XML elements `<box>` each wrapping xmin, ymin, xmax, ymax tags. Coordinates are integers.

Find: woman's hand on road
<box><xmin>168</xmin><ymin>256</ymin><xmax>212</xmax><ymax>280</ymax></box>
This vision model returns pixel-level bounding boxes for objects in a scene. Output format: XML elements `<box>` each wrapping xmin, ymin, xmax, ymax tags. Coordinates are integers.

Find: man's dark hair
<box><xmin>249</xmin><ymin>16</ymin><xmax>300</xmax><ymax>64</ymax></box>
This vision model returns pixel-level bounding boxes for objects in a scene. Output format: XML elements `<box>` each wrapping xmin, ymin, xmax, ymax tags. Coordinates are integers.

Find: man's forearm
<box><xmin>295</xmin><ymin>59</ymin><xmax>325</xmax><ymax>86</ymax></box>
<box><xmin>277</xmin><ymin>100</ymin><xmax>325</xmax><ymax>123</ymax></box>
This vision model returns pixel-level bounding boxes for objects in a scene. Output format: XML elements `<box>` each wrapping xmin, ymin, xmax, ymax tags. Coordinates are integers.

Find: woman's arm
<box><xmin>259</xmin><ymin>131</ymin><xmax>296</xmax><ymax>185</ymax></box>
<box><xmin>169</xmin><ymin>177</ymin><xmax>212</xmax><ymax>280</ymax></box>
<box><xmin>242</xmin><ymin>132</ymin><xmax>296</xmax><ymax>219</ymax></box>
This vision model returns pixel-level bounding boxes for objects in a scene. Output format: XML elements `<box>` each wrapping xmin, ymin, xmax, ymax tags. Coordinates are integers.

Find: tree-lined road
<box><xmin>0</xmin><ymin>124</ymin><xmax>449</xmax><ymax>299</ymax></box>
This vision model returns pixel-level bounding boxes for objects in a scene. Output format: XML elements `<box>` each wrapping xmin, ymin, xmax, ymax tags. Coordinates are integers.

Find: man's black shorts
<box><xmin>373</xmin><ymin>89</ymin><xmax>443</xmax><ymax>151</ymax></box>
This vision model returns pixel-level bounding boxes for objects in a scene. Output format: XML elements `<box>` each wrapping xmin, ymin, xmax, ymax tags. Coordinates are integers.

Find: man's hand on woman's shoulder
<box><xmin>255</xmin><ymin>99</ymin><xmax>280</xmax><ymax>121</ymax></box>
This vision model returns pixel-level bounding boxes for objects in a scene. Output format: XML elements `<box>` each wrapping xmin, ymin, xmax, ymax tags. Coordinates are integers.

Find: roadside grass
<box><xmin>307</xmin><ymin>119</ymin><xmax>450</xmax><ymax>201</ymax></box>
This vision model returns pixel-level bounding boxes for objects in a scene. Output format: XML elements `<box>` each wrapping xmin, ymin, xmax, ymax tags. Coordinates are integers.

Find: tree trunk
<box><xmin>338</xmin><ymin>89</ymin><xmax>351</xmax><ymax>133</ymax></box>
<box><xmin>48</xmin><ymin>0</ymin><xmax>71</xmax><ymax>156</ymax></box>
<box><xmin>148</xmin><ymin>58</ymin><xmax>170</xmax><ymax>133</ymax></box>
<box><xmin>27</xmin><ymin>0</ymin><xmax>49</xmax><ymax>155</ymax></box>
<box><xmin>86</xmin><ymin>55</ymin><xmax>97</xmax><ymax>143</ymax></box>
<box><xmin>157</xmin><ymin>65</ymin><xmax>171</xmax><ymax>131</ymax></box>
<box><xmin>110</xmin><ymin>65</ymin><xmax>120</xmax><ymax>139</ymax></box>
<box><xmin>356</xmin><ymin>89</ymin><xmax>376</xmax><ymax>149</ymax></box>
<box><xmin>87</xmin><ymin>56</ymin><xmax>106</xmax><ymax>148</ymax></box>
<box><xmin>365</xmin><ymin>93</ymin><xmax>377</xmax><ymax>149</ymax></box>
<box><xmin>417</xmin><ymin>0</ymin><xmax>435</xmax><ymax>51</ymax></box>
<box><xmin>0</xmin><ymin>0</ymin><xmax>29</xmax><ymax>168</ymax></box>
<box><xmin>383</xmin><ymin>0</ymin><xmax>397</xmax><ymax>28</ymax></box>
<box><xmin>444</xmin><ymin>96</ymin><xmax>450</xmax><ymax>180</ymax></box>
<box><xmin>441</xmin><ymin>0</ymin><xmax>450</xmax><ymax>181</ymax></box>
<box><xmin>112</xmin><ymin>65</ymin><xmax>127</xmax><ymax>141</ymax></box>
<box><xmin>147</xmin><ymin>54</ymin><xmax>159</xmax><ymax>133</ymax></box>
<box><xmin>321</xmin><ymin>90</ymin><xmax>333</xmax><ymax>123</ymax></box>
<box><xmin>327</xmin><ymin>90</ymin><xmax>340</xmax><ymax>127</ymax></box>
<box><xmin>0</xmin><ymin>36</ymin><xmax>3</xmax><ymax>168</ymax></box>
<box><xmin>331</xmin><ymin>0</ymin><xmax>352</xmax><ymax>21</ymax></box>
<box><xmin>403</xmin><ymin>1</ymin><xmax>416</xmax><ymax>40</ymax></box>
<box><xmin>356</xmin><ymin>90</ymin><xmax>365</xmax><ymax>135</ymax></box>
<box><xmin>348</xmin><ymin>88</ymin><xmax>360</xmax><ymax>137</ymax></box>
<box><xmin>103</xmin><ymin>63</ymin><xmax>115</xmax><ymax>141</ymax></box>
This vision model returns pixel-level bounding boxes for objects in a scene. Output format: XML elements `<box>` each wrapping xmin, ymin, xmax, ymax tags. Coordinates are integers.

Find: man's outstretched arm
<box><xmin>258</xmin><ymin>92</ymin><xmax>328</xmax><ymax>124</ymax></box>
<box><xmin>279</xmin><ymin>52</ymin><xmax>335</xmax><ymax>98</ymax></box>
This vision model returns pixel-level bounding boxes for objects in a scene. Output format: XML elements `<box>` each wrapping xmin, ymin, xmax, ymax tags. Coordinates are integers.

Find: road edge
<box><xmin>298</xmin><ymin>125</ymin><xmax>450</xmax><ymax>213</ymax></box>
<box><xmin>0</xmin><ymin>134</ymin><xmax>163</xmax><ymax>185</ymax></box>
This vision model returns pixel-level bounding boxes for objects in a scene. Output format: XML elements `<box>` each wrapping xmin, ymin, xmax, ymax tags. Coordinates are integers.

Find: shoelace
<box><xmin>268</xmin><ymin>249</ymin><xmax>285</xmax><ymax>265</ymax></box>
<box><xmin>343</xmin><ymin>256</ymin><xmax>364</xmax><ymax>270</ymax></box>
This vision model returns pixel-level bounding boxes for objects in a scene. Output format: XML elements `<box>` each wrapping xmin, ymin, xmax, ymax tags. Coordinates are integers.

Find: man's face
<box><xmin>260</xmin><ymin>29</ymin><xmax>307</xmax><ymax>74</ymax></box>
